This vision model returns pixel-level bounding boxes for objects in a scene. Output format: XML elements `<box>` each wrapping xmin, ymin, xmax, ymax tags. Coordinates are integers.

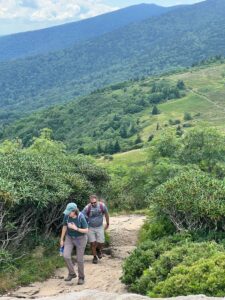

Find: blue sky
<box><xmin>0</xmin><ymin>0</ymin><xmax>203</xmax><ymax>36</ymax></box>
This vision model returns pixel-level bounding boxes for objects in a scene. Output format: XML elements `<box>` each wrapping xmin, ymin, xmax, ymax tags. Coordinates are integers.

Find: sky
<box><xmin>0</xmin><ymin>0</ymin><xmax>203</xmax><ymax>36</ymax></box>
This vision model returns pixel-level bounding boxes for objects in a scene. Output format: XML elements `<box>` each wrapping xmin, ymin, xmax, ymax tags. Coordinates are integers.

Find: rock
<box><xmin>2</xmin><ymin>291</ymin><xmax>225</xmax><ymax>300</ymax></box>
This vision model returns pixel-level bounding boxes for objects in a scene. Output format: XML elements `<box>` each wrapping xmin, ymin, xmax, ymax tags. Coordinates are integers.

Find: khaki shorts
<box><xmin>88</xmin><ymin>226</ymin><xmax>105</xmax><ymax>243</ymax></box>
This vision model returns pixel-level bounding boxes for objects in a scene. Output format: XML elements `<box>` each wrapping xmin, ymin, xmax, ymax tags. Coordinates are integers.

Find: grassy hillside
<box><xmin>0</xmin><ymin>0</ymin><xmax>225</xmax><ymax>122</ymax></box>
<box><xmin>2</xmin><ymin>58</ymin><xmax>225</xmax><ymax>154</ymax></box>
<box><xmin>0</xmin><ymin>4</ymin><xmax>173</xmax><ymax>62</ymax></box>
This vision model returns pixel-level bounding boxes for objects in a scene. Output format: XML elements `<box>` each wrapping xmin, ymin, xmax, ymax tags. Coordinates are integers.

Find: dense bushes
<box><xmin>152</xmin><ymin>253</ymin><xmax>225</xmax><ymax>297</ymax></box>
<box><xmin>0</xmin><ymin>130</ymin><xmax>109</xmax><ymax>258</ymax></box>
<box><xmin>151</xmin><ymin>170</ymin><xmax>225</xmax><ymax>231</ymax></box>
<box><xmin>122</xmin><ymin>127</ymin><xmax>225</xmax><ymax>297</ymax></box>
<box><xmin>122</xmin><ymin>219</ymin><xmax>225</xmax><ymax>297</ymax></box>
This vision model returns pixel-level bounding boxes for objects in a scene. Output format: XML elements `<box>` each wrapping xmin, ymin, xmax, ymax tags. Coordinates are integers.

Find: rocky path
<box><xmin>4</xmin><ymin>215</ymin><xmax>146</xmax><ymax>299</ymax></box>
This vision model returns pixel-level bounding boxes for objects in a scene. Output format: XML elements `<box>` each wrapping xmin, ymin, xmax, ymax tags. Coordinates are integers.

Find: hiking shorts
<box><xmin>88</xmin><ymin>225</ymin><xmax>105</xmax><ymax>243</ymax></box>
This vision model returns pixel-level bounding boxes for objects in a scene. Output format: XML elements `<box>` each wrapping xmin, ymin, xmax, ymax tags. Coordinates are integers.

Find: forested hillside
<box><xmin>0</xmin><ymin>0</ymin><xmax>225</xmax><ymax>123</ymax></box>
<box><xmin>2</xmin><ymin>57</ymin><xmax>225</xmax><ymax>155</ymax></box>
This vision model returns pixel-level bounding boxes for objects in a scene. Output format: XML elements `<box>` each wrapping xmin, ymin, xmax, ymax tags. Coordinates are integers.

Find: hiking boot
<box><xmin>64</xmin><ymin>273</ymin><xmax>77</xmax><ymax>281</ymax></box>
<box><xmin>92</xmin><ymin>256</ymin><xmax>98</xmax><ymax>264</ymax></box>
<box><xmin>96</xmin><ymin>248</ymin><xmax>103</xmax><ymax>259</ymax></box>
<box><xmin>78</xmin><ymin>277</ymin><xmax>85</xmax><ymax>285</ymax></box>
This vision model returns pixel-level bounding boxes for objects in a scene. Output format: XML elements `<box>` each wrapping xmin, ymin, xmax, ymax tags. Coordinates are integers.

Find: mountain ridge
<box><xmin>0</xmin><ymin>3</ymin><xmax>175</xmax><ymax>62</ymax></box>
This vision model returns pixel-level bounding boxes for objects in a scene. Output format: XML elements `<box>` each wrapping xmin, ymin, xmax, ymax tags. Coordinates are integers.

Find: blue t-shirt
<box><xmin>63</xmin><ymin>213</ymin><xmax>88</xmax><ymax>237</ymax></box>
<box><xmin>82</xmin><ymin>203</ymin><xmax>108</xmax><ymax>228</ymax></box>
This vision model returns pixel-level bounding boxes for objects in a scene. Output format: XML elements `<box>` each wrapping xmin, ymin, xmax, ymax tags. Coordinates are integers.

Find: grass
<box><xmin>98</xmin><ymin>148</ymin><xmax>149</xmax><ymax>169</ymax></box>
<box><xmin>0</xmin><ymin>242</ymin><xmax>65</xmax><ymax>295</ymax></box>
<box><xmin>98</xmin><ymin>62</ymin><xmax>225</xmax><ymax>170</ymax></box>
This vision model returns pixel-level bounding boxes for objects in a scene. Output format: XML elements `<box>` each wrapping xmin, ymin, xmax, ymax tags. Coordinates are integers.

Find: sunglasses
<box><xmin>91</xmin><ymin>201</ymin><xmax>97</xmax><ymax>205</ymax></box>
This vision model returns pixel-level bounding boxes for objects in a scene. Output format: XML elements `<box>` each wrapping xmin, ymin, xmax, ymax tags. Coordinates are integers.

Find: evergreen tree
<box><xmin>108</xmin><ymin>140</ymin><xmax>115</xmax><ymax>154</ymax></box>
<box><xmin>97</xmin><ymin>143</ymin><xmax>103</xmax><ymax>154</ymax></box>
<box><xmin>120</xmin><ymin>125</ymin><xmax>128</xmax><ymax>138</ymax></box>
<box><xmin>184</xmin><ymin>112</ymin><xmax>192</xmax><ymax>121</ymax></box>
<box><xmin>135</xmin><ymin>134</ymin><xmax>143</xmax><ymax>144</ymax></box>
<box><xmin>77</xmin><ymin>147</ymin><xmax>85</xmax><ymax>154</ymax></box>
<box><xmin>148</xmin><ymin>134</ymin><xmax>154</xmax><ymax>142</ymax></box>
<box><xmin>129</xmin><ymin>124</ymin><xmax>137</xmax><ymax>136</ymax></box>
<box><xmin>152</xmin><ymin>105</ymin><xmax>160</xmax><ymax>115</ymax></box>
<box><xmin>177</xmin><ymin>80</ymin><xmax>185</xmax><ymax>90</ymax></box>
<box><xmin>114</xmin><ymin>140</ymin><xmax>121</xmax><ymax>153</ymax></box>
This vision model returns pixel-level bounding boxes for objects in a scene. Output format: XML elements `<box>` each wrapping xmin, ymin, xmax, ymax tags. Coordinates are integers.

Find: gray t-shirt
<box><xmin>82</xmin><ymin>202</ymin><xmax>108</xmax><ymax>228</ymax></box>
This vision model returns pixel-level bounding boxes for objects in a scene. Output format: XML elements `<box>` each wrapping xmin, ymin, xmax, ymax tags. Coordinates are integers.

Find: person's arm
<box><xmin>105</xmin><ymin>211</ymin><xmax>110</xmax><ymax>230</ymax></box>
<box><xmin>67</xmin><ymin>217</ymin><xmax>88</xmax><ymax>233</ymax></box>
<box><xmin>60</xmin><ymin>225</ymin><xmax>67</xmax><ymax>247</ymax></box>
<box><xmin>77</xmin><ymin>227</ymin><xmax>88</xmax><ymax>233</ymax></box>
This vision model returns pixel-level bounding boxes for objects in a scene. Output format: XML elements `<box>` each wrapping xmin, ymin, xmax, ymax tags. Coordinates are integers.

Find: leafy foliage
<box><xmin>122</xmin><ymin>126</ymin><xmax>225</xmax><ymax>297</ymax></box>
<box><xmin>2</xmin><ymin>79</ymin><xmax>185</xmax><ymax>153</ymax></box>
<box><xmin>0</xmin><ymin>131</ymin><xmax>109</xmax><ymax>254</ymax></box>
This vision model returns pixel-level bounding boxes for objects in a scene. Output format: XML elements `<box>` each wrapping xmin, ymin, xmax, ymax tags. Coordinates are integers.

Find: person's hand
<box><xmin>68</xmin><ymin>223</ymin><xmax>78</xmax><ymax>231</ymax></box>
<box><xmin>105</xmin><ymin>223</ymin><xmax>109</xmax><ymax>231</ymax></box>
<box><xmin>60</xmin><ymin>240</ymin><xmax>64</xmax><ymax>247</ymax></box>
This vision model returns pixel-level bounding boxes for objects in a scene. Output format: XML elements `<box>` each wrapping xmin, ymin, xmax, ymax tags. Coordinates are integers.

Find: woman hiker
<box><xmin>60</xmin><ymin>202</ymin><xmax>88</xmax><ymax>285</ymax></box>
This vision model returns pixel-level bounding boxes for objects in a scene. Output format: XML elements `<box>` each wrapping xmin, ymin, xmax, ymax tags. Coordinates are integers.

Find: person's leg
<box><xmin>88</xmin><ymin>227</ymin><xmax>98</xmax><ymax>263</ymax></box>
<box><xmin>96</xmin><ymin>226</ymin><xmax>105</xmax><ymax>259</ymax></box>
<box><xmin>96</xmin><ymin>243</ymin><xmax>104</xmax><ymax>259</ymax></box>
<box><xmin>75</xmin><ymin>235</ymin><xmax>88</xmax><ymax>283</ymax></box>
<box><xmin>63</xmin><ymin>235</ymin><xmax>77</xmax><ymax>280</ymax></box>
<box><xmin>91</xmin><ymin>241</ymin><xmax>97</xmax><ymax>256</ymax></box>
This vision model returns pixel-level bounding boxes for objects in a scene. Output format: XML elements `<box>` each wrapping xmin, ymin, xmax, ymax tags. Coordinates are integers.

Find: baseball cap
<box><xmin>63</xmin><ymin>202</ymin><xmax>77</xmax><ymax>215</ymax></box>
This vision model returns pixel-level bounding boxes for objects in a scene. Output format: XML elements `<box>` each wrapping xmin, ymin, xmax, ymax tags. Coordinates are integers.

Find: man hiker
<box><xmin>60</xmin><ymin>202</ymin><xmax>88</xmax><ymax>285</ymax></box>
<box><xmin>82</xmin><ymin>195</ymin><xmax>110</xmax><ymax>264</ymax></box>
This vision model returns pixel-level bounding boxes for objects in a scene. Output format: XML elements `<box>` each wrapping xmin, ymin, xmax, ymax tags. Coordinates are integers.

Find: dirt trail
<box><xmin>8</xmin><ymin>215</ymin><xmax>145</xmax><ymax>298</ymax></box>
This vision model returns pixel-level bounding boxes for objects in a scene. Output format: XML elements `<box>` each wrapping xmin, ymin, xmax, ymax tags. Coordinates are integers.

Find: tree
<box><xmin>176</xmin><ymin>125</ymin><xmax>183</xmax><ymax>137</ymax></box>
<box><xmin>28</xmin><ymin>128</ymin><xmax>66</xmax><ymax>155</ymax></box>
<box><xmin>177</xmin><ymin>80</ymin><xmax>185</xmax><ymax>90</ymax></box>
<box><xmin>129</xmin><ymin>124</ymin><xmax>137</xmax><ymax>136</ymax></box>
<box><xmin>135</xmin><ymin>134</ymin><xmax>143</xmax><ymax>144</ymax></box>
<box><xmin>184</xmin><ymin>112</ymin><xmax>192</xmax><ymax>121</ymax></box>
<box><xmin>114</xmin><ymin>140</ymin><xmax>121</xmax><ymax>153</ymax></box>
<box><xmin>77</xmin><ymin>147</ymin><xmax>85</xmax><ymax>154</ymax></box>
<box><xmin>148</xmin><ymin>134</ymin><xmax>154</xmax><ymax>142</ymax></box>
<box><xmin>120</xmin><ymin>125</ymin><xmax>128</xmax><ymax>138</ymax></box>
<box><xmin>97</xmin><ymin>143</ymin><xmax>103</xmax><ymax>154</ymax></box>
<box><xmin>152</xmin><ymin>105</ymin><xmax>160</xmax><ymax>115</ymax></box>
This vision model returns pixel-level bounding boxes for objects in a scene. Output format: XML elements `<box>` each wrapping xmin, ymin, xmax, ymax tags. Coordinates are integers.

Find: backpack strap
<box><xmin>77</xmin><ymin>212</ymin><xmax>84</xmax><ymax>227</ymax></box>
<box><xmin>99</xmin><ymin>202</ymin><xmax>105</xmax><ymax>214</ymax></box>
<box><xmin>87</xmin><ymin>204</ymin><xmax>92</xmax><ymax>217</ymax></box>
<box><xmin>65</xmin><ymin>215</ymin><xmax>69</xmax><ymax>224</ymax></box>
<box><xmin>86</xmin><ymin>202</ymin><xmax>105</xmax><ymax>218</ymax></box>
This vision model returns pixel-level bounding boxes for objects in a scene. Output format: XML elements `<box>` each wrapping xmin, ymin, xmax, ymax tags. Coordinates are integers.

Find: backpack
<box><xmin>86</xmin><ymin>202</ymin><xmax>104</xmax><ymax>217</ymax></box>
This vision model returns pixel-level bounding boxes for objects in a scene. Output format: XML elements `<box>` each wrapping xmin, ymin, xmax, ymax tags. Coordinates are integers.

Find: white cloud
<box><xmin>0</xmin><ymin>0</ymin><xmax>117</xmax><ymax>22</ymax></box>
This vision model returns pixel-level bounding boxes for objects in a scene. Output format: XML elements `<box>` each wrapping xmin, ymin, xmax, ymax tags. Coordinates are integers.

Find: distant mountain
<box><xmin>0</xmin><ymin>0</ymin><xmax>224</xmax><ymax>123</ymax></box>
<box><xmin>0</xmin><ymin>4</ymin><xmax>174</xmax><ymax>62</ymax></box>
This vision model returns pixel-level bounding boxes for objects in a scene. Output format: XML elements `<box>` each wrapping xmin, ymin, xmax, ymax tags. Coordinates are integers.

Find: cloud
<box><xmin>0</xmin><ymin>0</ymin><xmax>118</xmax><ymax>22</ymax></box>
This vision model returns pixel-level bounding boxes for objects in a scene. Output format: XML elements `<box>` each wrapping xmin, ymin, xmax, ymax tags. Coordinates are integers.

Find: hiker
<box><xmin>82</xmin><ymin>195</ymin><xmax>109</xmax><ymax>264</ymax></box>
<box><xmin>60</xmin><ymin>202</ymin><xmax>88</xmax><ymax>285</ymax></box>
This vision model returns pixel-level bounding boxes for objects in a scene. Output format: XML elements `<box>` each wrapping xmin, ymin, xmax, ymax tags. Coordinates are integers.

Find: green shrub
<box><xmin>150</xmin><ymin>169</ymin><xmax>225</xmax><ymax>231</ymax></box>
<box><xmin>132</xmin><ymin>241</ymin><xmax>224</xmax><ymax>296</ymax></box>
<box><xmin>139</xmin><ymin>215</ymin><xmax>175</xmax><ymax>243</ymax></box>
<box><xmin>121</xmin><ymin>233</ymin><xmax>192</xmax><ymax>289</ymax></box>
<box><xmin>151</xmin><ymin>253</ymin><xmax>225</xmax><ymax>297</ymax></box>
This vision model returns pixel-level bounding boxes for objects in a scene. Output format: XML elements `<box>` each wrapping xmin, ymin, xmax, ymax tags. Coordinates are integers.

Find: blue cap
<box><xmin>63</xmin><ymin>202</ymin><xmax>77</xmax><ymax>215</ymax></box>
